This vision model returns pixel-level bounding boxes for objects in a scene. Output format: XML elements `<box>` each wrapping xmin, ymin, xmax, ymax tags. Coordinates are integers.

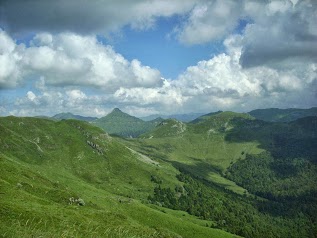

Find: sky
<box><xmin>0</xmin><ymin>0</ymin><xmax>316</xmax><ymax>117</ymax></box>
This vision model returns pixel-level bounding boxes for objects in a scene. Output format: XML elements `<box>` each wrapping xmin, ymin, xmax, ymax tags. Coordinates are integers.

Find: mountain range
<box><xmin>1</xmin><ymin>108</ymin><xmax>317</xmax><ymax>237</ymax></box>
<box><xmin>51</xmin><ymin>112</ymin><xmax>98</xmax><ymax>122</ymax></box>
<box><xmin>48</xmin><ymin>107</ymin><xmax>317</xmax><ymax>138</ymax></box>
<box><xmin>141</xmin><ymin>112</ymin><xmax>205</xmax><ymax>122</ymax></box>
<box><xmin>248</xmin><ymin>107</ymin><xmax>317</xmax><ymax>122</ymax></box>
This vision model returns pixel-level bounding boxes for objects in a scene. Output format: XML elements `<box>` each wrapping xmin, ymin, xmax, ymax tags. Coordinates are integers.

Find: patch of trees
<box><xmin>226</xmin><ymin>152</ymin><xmax>317</xmax><ymax>200</ymax></box>
<box><xmin>148</xmin><ymin>172</ymin><xmax>317</xmax><ymax>238</ymax></box>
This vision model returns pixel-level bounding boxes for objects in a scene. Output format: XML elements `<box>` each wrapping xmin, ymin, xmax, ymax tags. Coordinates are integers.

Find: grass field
<box><xmin>0</xmin><ymin>116</ymin><xmax>238</xmax><ymax>237</ymax></box>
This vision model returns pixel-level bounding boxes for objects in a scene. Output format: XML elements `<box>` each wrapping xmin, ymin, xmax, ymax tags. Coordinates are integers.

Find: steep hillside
<box><xmin>1</xmin><ymin>114</ymin><xmax>316</xmax><ymax>237</ymax></box>
<box><xmin>139</xmin><ymin>112</ymin><xmax>260</xmax><ymax>175</ymax></box>
<box><xmin>122</xmin><ymin>112</ymin><xmax>317</xmax><ymax>237</ymax></box>
<box><xmin>52</xmin><ymin>112</ymin><xmax>98</xmax><ymax>121</ymax></box>
<box><xmin>141</xmin><ymin>119</ymin><xmax>187</xmax><ymax>138</ymax></box>
<box><xmin>124</xmin><ymin>112</ymin><xmax>317</xmax><ymax>237</ymax></box>
<box><xmin>248</xmin><ymin>107</ymin><xmax>317</xmax><ymax>122</ymax></box>
<box><xmin>225</xmin><ymin>116</ymin><xmax>317</xmax><ymax>196</ymax></box>
<box><xmin>0</xmin><ymin>116</ymin><xmax>237</xmax><ymax>238</ymax></box>
<box><xmin>92</xmin><ymin>108</ymin><xmax>160</xmax><ymax>137</ymax></box>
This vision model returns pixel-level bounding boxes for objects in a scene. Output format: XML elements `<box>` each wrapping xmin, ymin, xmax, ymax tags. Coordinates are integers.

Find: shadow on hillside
<box><xmin>224</xmin><ymin>117</ymin><xmax>317</xmax><ymax>162</ymax></box>
<box><xmin>172</xmin><ymin>159</ymin><xmax>222</xmax><ymax>178</ymax></box>
<box><xmin>169</xmin><ymin>159</ymin><xmax>240</xmax><ymax>193</ymax></box>
<box><xmin>257</xmin><ymin>190</ymin><xmax>317</xmax><ymax>217</ymax></box>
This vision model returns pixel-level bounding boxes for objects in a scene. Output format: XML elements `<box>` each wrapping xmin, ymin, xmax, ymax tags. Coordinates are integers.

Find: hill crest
<box><xmin>92</xmin><ymin>108</ymin><xmax>157</xmax><ymax>137</ymax></box>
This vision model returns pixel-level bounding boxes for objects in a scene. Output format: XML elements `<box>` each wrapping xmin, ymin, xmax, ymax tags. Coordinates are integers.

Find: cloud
<box><xmin>12</xmin><ymin>87</ymin><xmax>111</xmax><ymax>117</ymax></box>
<box><xmin>113</xmin><ymin>79</ymin><xmax>186</xmax><ymax>112</ymax></box>
<box><xmin>1</xmin><ymin>0</ymin><xmax>316</xmax><ymax>117</ymax></box>
<box><xmin>0</xmin><ymin>30</ymin><xmax>162</xmax><ymax>91</ymax></box>
<box><xmin>0</xmin><ymin>0</ymin><xmax>197</xmax><ymax>35</ymax></box>
<box><xmin>175</xmin><ymin>0</ymin><xmax>317</xmax><ymax>71</ymax></box>
<box><xmin>173</xmin><ymin>33</ymin><xmax>317</xmax><ymax>111</ymax></box>
<box><xmin>111</xmin><ymin>33</ymin><xmax>316</xmax><ymax>114</ymax></box>
<box><xmin>176</xmin><ymin>0</ymin><xmax>243</xmax><ymax>45</ymax></box>
<box><xmin>3</xmin><ymin>31</ymin><xmax>316</xmax><ymax>117</ymax></box>
<box><xmin>240</xmin><ymin>0</ymin><xmax>317</xmax><ymax>68</ymax></box>
<box><xmin>0</xmin><ymin>30</ymin><xmax>23</xmax><ymax>88</ymax></box>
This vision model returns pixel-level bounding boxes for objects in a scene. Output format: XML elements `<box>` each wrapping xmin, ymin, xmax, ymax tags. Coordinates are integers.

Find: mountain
<box><xmin>141</xmin><ymin>118</ymin><xmax>187</xmax><ymax>138</ymax></box>
<box><xmin>248</xmin><ymin>107</ymin><xmax>317</xmax><ymax>122</ymax></box>
<box><xmin>91</xmin><ymin>108</ymin><xmax>160</xmax><ymax>137</ymax></box>
<box><xmin>52</xmin><ymin>112</ymin><xmax>98</xmax><ymax>122</ymax></box>
<box><xmin>0</xmin><ymin>116</ymin><xmax>236</xmax><ymax>238</ymax></box>
<box><xmin>129</xmin><ymin>112</ymin><xmax>317</xmax><ymax>237</ymax></box>
<box><xmin>140</xmin><ymin>114</ymin><xmax>162</xmax><ymax>121</ymax></box>
<box><xmin>141</xmin><ymin>112</ymin><xmax>205</xmax><ymax>122</ymax></box>
<box><xmin>1</xmin><ymin>112</ymin><xmax>317</xmax><ymax>238</ymax></box>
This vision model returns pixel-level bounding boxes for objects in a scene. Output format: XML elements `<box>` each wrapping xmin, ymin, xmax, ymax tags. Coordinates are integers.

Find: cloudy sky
<box><xmin>0</xmin><ymin>0</ymin><xmax>316</xmax><ymax>117</ymax></box>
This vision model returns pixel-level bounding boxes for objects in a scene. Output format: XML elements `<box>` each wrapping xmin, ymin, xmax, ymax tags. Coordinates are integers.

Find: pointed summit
<box><xmin>107</xmin><ymin>108</ymin><xmax>131</xmax><ymax>118</ymax></box>
<box><xmin>112</xmin><ymin>108</ymin><xmax>122</xmax><ymax>113</ymax></box>
<box><xmin>92</xmin><ymin>108</ymin><xmax>157</xmax><ymax>137</ymax></box>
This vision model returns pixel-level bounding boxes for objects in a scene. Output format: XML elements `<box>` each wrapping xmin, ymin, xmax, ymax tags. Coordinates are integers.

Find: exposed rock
<box><xmin>69</xmin><ymin>197</ymin><xmax>85</xmax><ymax>206</ymax></box>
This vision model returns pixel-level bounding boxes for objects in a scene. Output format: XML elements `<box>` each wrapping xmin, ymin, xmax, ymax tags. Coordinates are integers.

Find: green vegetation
<box><xmin>1</xmin><ymin>110</ymin><xmax>316</xmax><ymax>237</ymax></box>
<box><xmin>127</xmin><ymin>112</ymin><xmax>317</xmax><ymax>237</ymax></box>
<box><xmin>141</xmin><ymin>113</ymin><xmax>205</xmax><ymax>122</ymax></box>
<box><xmin>248</xmin><ymin>107</ymin><xmax>317</xmax><ymax>122</ymax></box>
<box><xmin>0</xmin><ymin>116</ymin><xmax>235</xmax><ymax>238</ymax></box>
<box><xmin>52</xmin><ymin>112</ymin><xmax>98</xmax><ymax>121</ymax></box>
<box><xmin>92</xmin><ymin>108</ymin><xmax>161</xmax><ymax>137</ymax></box>
<box><xmin>132</xmin><ymin>112</ymin><xmax>261</xmax><ymax>194</ymax></box>
<box><xmin>149</xmin><ymin>172</ymin><xmax>315</xmax><ymax>238</ymax></box>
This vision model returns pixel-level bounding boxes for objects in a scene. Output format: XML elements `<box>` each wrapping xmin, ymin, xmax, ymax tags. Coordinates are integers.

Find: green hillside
<box><xmin>225</xmin><ymin>116</ymin><xmax>317</xmax><ymax>197</ymax></box>
<box><xmin>0</xmin><ymin>116</ymin><xmax>238</xmax><ymax>238</ymax></box>
<box><xmin>52</xmin><ymin>112</ymin><xmax>98</xmax><ymax>122</ymax></box>
<box><xmin>1</xmin><ymin>112</ymin><xmax>317</xmax><ymax>237</ymax></box>
<box><xmin>141</xmin><ymin>113</ymin><xmax>205</xmax><ymax>122</ymax></box>
<box><xmin>248</xmin><ymin>107</ymin><xmax>317</xmax><ymax>122</ymax></box>
<box><xmin>92</xmin><ymin>108</ymin><xmax>160</xmax><ymax>137</ymax></box>
<box><xmin>121</xmin><ymin>112</ymin><xmax>317</xmax><ymax>237</ymax></box>
<box><xmin>137</xmin><ymin>112</ymin><xmax>261</xmax><ymax>191</ymax></box>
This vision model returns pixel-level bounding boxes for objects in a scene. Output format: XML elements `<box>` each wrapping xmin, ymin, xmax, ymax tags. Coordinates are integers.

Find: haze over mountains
<box><xmin>48</xmin><ymin>107</ymin><xmax>317</xmax><ymax>138</ymax></box>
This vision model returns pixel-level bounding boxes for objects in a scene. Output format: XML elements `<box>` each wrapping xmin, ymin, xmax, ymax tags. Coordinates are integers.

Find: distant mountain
<box><xmin>52</xmin><ymin>112</ymin><xmax>98</xmax><ymax>122</ymax></box>
<box><xmin>140</xmin><ymin>114</ymin><xmax>162</xmax><ymax>121</ymax></box>
<box><xmin>35</xmin><ymin>115</ymin><xmax>56</xmax><ymax>120</ymax></box>
<box><xmin>248</xmin><ymin>107</ymin><xmax>317</xmax><ymax>122</ymax></box>
<box><xmin>1</xmin><ymin>112</ymin><xmax>316</xmax><ymax>238</ymax></box>
<box><xmin>92</xmin><ymin>108</ymin><xmax>160</xmax><ymax>137</ymax></box>
<box><xmin>141</xmin><ymin>112</ymin><xmax>205</xmax><ymax>122</ymax></box>
<box><xmin>142</xmin><ymin>111</ymin><xmax>254</xmax><ymax>139</ymax></box>
<box><xmin>141</xmin><ymin>118</ymin><xmax>187</xmax><ymax>138</ymax></box>
<box><xmin>189</xmin><ymin>110</ymin><xmax>224</xmax><ymax>124</ymax></box>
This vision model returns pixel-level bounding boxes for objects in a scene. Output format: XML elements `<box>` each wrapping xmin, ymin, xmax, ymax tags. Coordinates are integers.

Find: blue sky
<box><xmin>101</xmin><ymin>16</ymin><xmax>225</xmax><ymax>79</ymax></box>
<box><xmin>0</xmin><ymin>0</ymin><xmax>316</xmax><ymax>117</ymax></box>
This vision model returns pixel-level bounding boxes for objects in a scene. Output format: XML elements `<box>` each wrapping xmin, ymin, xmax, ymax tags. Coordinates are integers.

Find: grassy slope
<box><xmin>52</xmin><ymin>112</ymin><xmax>98</xmax><ymax>122</ymax></box>
<box><xmin>0</xmin><ymin>116</ymin><xmax>237</xmax><ymax>238</ymax></box>
<box><xmin>126</xmin><ymin>112</ymin><xmax>263</xmax><ymax>195</ymax></box>
<box><xmin>91</xmin><ymin>108</ymin><xmax>157</xmax><ymax>137</ymax></box>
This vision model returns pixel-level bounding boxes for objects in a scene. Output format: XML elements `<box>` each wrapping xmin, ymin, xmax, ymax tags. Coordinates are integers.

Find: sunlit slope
<box><xmin>92</xmin><ymin>108</ymin><xmax>159</xmax><ymax>137</ymax></box>
<box><xmin>129</xmin><ymin>112</ymin><xmax>262</xmax><ymax>194</ymax></box>
<box><xmin>0</xmin><ymin>116</ymin><xmax>237</xmax><ymax>238</ymax></box>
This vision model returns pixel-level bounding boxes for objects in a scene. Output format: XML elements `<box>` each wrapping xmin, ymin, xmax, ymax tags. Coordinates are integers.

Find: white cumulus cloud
<box><xmin>0</xmin><ymin>31</ymin><xmax>163</xmax><ymax>91</ymax></box>
<box><xmin>176</xmin><ymin>0</ymin><xmax>243</xmax><ymax>45</ymax></box>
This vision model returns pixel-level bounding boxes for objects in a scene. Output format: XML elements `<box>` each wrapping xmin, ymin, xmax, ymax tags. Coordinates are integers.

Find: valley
<box><xmin>0</xmin><ymin>108</ymin><xmax>316</xmax><ymax>237</ymax></box>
